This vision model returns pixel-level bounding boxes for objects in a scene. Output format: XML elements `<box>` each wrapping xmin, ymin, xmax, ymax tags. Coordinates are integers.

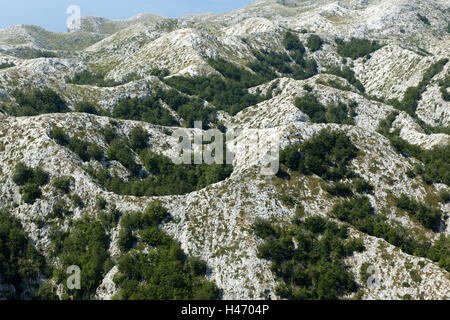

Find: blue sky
<box><xmin>0</xmin><ymin>0</ymin><xmax>252</xmax><ymax>32</ymax></box>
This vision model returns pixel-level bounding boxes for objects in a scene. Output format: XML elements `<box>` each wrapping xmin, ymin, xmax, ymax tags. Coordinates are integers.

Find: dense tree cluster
<box><xmin>12</xmin><ymin>162</ymin><xmax>50</xmax><ymax>204</ymax></box>
<box><xmin>280</xmin><ymin>129</ymin><xmax>358</xmax><ymax>181</ymax></box>
<box><xmin>395</xmin><ymin>194</ymin><xmax>443</xmax><ymax>232</ymax></box>
<box><xmin>325</xmin><ymin>66</ymin><xmax>365</xmax><ymax>93</ymax></box>
<box><xmin>112</xmin><ymin>95</ymin><xmax>178</xmax><ymax>127</ymax></box>
<box><xmin>253</xmin><ymin>214</ymin><xmax>364</xmax><ymax>300</ymax></box>
<box><xmin>65</xmin><ymin>125</ymin><xmax>234</xmax><ymax>197</ymax></box>
<box><xmin>88</xmin><ymin>149</ymin><xmax>233</xmax><ymax>197</ymax></box>
<box><xmin>52</xmin><ymin>176</ymin><xmax>74</xmax><ymax>194</ymax></box>
<box><xmin>49</xmin><ymin>126</ymin><xmax>104</xmax><ymax>162</ymax></box>
<box><xmin>75</xmin><ymin>101</ymin><xmax>100</xmax><ymax>115</ymax></box>
<box><xmin>114</xmin><ymin>203</ymin><xmax>220</xmax><ymax>300</ymax></box>
<box><xmin>306</xmin><ymin>35</ymin><xmax>324</xmax><ymax>52</ymax></box>
<box><xmin>294</xmin><ymin>93</ymin><xmax>356</xmax><ymax>124</ymax></box>
<box><xmin>51</xmin><ymin>216</ymin><xmax>111</xmax><ymax>299</ymax></box>
<box><xmin>0</xmin><ymin>62</ymin><xmax>15</xmax><ymax>69</ymax></box>
<box><xmin>0</xmin><ymin>209</ymin><xmax>46</xmax><ymax>299</ymax></box>
<box><xmin>12</xmin><ymin>88</ymin><xmax>68</xmax><ymax>116</ymax></box>
<box><xmin>335</xmin><ymin>38</ymin><xmax>382</xmax><ymax>59</ymax></box>
<box><xmin>332</xmin><ymin>196</ymin><xmax>450</xmax><ymax>272</ymax></box>
<box><xmin>166</xmin><ymin>59</ymin><xmax>272</xmax><ymax>116</ymax></box>
<box><xmin>112</xmin><ymin>86</ymin><xmax>219</xmax><ymax>128</ymax></box>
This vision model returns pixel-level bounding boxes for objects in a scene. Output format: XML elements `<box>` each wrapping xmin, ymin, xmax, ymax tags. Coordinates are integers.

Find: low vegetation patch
<box><xmin>280</xmin><ymin>129</ymin><xmax>358</xmax><ymax>182</ymax></box>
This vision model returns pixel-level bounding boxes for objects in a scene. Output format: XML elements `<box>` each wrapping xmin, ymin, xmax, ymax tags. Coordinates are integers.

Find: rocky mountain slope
<box><xmin>0</xmin><ymin>0</ymin><xmax>449</xmax><ymax>300</ymax></box>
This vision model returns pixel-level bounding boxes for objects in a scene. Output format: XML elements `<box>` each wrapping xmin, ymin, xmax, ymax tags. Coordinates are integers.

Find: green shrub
<box><xmin>129</xmin><ymin>126</ymin><xmax>149</xmax><ymax>151</ymax></box>
<box><xmin>295</xmin><ymin>94</ymin><xmax>356</xmax><ymax>124</ymax></box>
<box><xmin>12</xmin><ymin>163</ymin><xmax>49</xmax><ymax>204</ymax></box>
<box><xmin>295</xmin><ymin>93</ymin><xmax>326</xmax><ymax>122</ymax></box>
<box><xmin>107</xmin><ymin>139</ymin><xmax>140</xmax><ymax>176</ymax></box>
<box><xmin>50</xmin><ymin>200</ymin><xmax>71</xmax><ymax>219</ymax></box>
<box><xmin>409</xmin><ymin>269</ymin><xmax>422</xmax><ymax>283</ymax></box>
<box><xmin>283</xmin><ymin>32</ymin><xmax>305</xmax><ymax>53</ymax></box>
<box><xmin>71</xmin><ymin>194</ymin><xmax>84</xmax><ymax>208</ymax></box>
<box><xmin>12</xmin><ymin>162</ymin><xmax>34</xmax><ymax>186</ymax></box>
<box><xmin>89</xmin><ymin>148</ymin><xmax>233</xmax><ymax>197</ymax></box>
<box><xmin>101</xmin><ymin>125</ymin><xmax>118</xmax><ymax>144</ymax></box>
<box><xmin>252</xmin><ymin>217</ymin><xmax>278</xmax><ymax>239</ymax></box>
<box><xmin>389</xmin><ymin>137</ymin><xmax>449</xmax><ymax>186</ymax></box>
<box><xmin>353</xmin><ymin>179</ymin><xmax>374</xmax><ymax>194</ymax></box>
<box><xmin>306</xmin><ymin>35</ymin><xmax>324</xmax><ymax>52</ymax></box>
<box><xmin>325</xmin><ymin>182</ymin><xmax>353</xmax><ymax>197</ymax></box>
<box><xmin>394</xmin><ymin>194</ymin><xmax>443</xmax><ymax>231</ymax></box>
<box><xmin>112</xmin><ymin>96</ymin><xmax>179</xmax><ymax>127</ymax></box>
<box><xmin>53</xmin><ymin>176</ymin><xmax>73</xmax><ymax>194</ymax></box>
<box><xmin>69</xmin><ymin>136</ymin><xmax>90</xmax><ymax>161</ymax></box>
<box><xmin>75</xmin><ymin>101</ymin><xmax>99</xmax><ymax>115</ymax></box>
<box><xmin>87</xmin><ymin>143</ymin><xmax>104</xmax><ymax>162</ymax></box>
<box><xmin>95</xmin><ymin>197</ymin><xmax>107</xmax><ymax>210</ymax></box>
<box><xmin>50</xmin><ymin>127</ymin><xmax>105</xmax><ymax>163</ymax></box>
<box><xmin>359</xmin><ymin>262</ymin><xmax>372</xmax><ymax>285</ymax></box>
<box><xmin>165</xmin><ymin>73</ymin><xmax>268</xmax><ymax>117</ymax></box>
<box><xmin>376</xmin><ymin>112</ymin><xmax>399</xmax><ymax>136</ymax></box>
<box><xmin>438</xmin><ymin>190</ymin><xmax>450</xmax><ymax>203</ymax></box>
<box><xmin>395</xmin><ymin>59</ymin><xmax>448</xmax><ymax>117</ymax></box>
<box><xmin>438</xmin><ymin>74</ymin><xmax>449</xmax><ymax>101</ymax></box>
<box><xmin>19</xmin><ymin>183</ymin><xmax>42</xmax><ymax>204</ymax></box>
<box><xmin>49</xmin><ymin>126</ymin><xmax>69</xmax><ymax>146</ymax></box>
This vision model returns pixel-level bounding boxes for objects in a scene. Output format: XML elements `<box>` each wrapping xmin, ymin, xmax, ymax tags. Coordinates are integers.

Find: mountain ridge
<box><xmin>0</xmin><ymin>0</ymin><xmax>448</xmax><ymax>300</ymax></box>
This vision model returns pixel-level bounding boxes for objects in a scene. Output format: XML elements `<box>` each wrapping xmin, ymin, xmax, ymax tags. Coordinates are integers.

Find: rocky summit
<box><xmin>0</xmin><ymin>0</ymin><xmax>449</xmax><ymax>300</ymax></box>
